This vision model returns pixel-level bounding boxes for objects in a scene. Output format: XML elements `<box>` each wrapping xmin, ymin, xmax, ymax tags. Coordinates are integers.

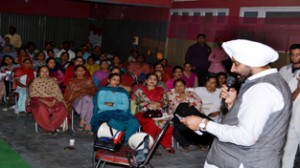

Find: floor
<box><xmin>0</xmin><ymin>105</ymin><xmax>208</xmax><ymax>168</ymax></box>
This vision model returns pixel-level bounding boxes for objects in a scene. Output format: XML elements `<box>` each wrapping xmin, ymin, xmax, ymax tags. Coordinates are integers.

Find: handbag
<box><xmin>142</xmin><ymin>109</ymin><xmax>163</xmax><ymax>118</ymax></box>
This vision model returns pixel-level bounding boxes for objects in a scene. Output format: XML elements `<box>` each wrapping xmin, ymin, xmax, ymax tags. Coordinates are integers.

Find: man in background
<box><xmin>185</xmin><ymin>34</ymin><xmax>211</xmax><ymax>86</ymax></box>
<box><xmin>4</xmin><ymin>26</ymin><xmax>22</xmax><ymax>49</ymax></box>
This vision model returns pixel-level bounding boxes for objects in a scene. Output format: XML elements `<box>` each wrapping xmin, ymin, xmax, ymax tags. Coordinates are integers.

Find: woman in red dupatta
<box><xmin>64</xmin><ymin>65</ymin><xmax>96</xmax><ymax>132</ymax></box>
<box><xmin>28</xmin><ymin>66</ymin><xmax>67</xmax><ymax>133</ymax></box>
<box><xmin>132</xmin><ymin>73</ymin><xmax>175</xmax><ymax>153</ymax></box>
<box><xmin>13</xmin><ymin>58</ymin><xmax>34</xmax><ymax>113</ymax></box>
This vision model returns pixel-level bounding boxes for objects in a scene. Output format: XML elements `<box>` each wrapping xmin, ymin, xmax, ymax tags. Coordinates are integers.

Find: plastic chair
<box><xmin>95</xmin><ymin>120</ymin><xmax>171</xmax><ymax>168</ymax></box>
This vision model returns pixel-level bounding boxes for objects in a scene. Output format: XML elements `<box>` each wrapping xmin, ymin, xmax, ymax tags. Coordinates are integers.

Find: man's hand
<box><xmin>181</xmin><ymin>115</ymin><xmax>202</xmax><ymax>131</ymax></box>
<box><xmin>220</xmin><ymin>84</ymin><xmax>229</xmax><ymax>99</ymax></box>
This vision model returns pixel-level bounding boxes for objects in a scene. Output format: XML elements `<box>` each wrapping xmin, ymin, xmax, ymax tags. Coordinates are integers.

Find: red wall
<box><xmin>90</xmin><ymin>3</ymin><xmax>170</xmax><ymax>21</ymax></box>
<box><xmin>0</xmin><ymin>0</ymin><xmax>90</xmax><ymax>18</ymax></box>
<box><xmin>172</xmin><ymin>0</ymin><xmax>300</xmax><ymax>16</ymax></box>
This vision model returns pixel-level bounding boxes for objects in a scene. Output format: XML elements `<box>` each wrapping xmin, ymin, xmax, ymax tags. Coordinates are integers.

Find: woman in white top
<box><xmin>193</xmin><ymin>75</ymin><xmax>222</xmax><ymax>122</ymax></box>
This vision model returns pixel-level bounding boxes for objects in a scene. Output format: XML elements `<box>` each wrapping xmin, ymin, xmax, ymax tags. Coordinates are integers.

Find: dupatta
<box><xmin>13</xmin><ymin>66</ymin><xmax>34</xmax><ymax>89</ymax></box>
<box><xmin>64</xmin><ymin>77</ymin><xmax>96</xmax><ymax>112</ymax></box>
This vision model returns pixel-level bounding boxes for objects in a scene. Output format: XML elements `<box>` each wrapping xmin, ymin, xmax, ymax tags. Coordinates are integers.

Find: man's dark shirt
<box><xmin>185</xmin><ymin>43</ymin><xmax>211</xmax><ymax>69</ymax></box>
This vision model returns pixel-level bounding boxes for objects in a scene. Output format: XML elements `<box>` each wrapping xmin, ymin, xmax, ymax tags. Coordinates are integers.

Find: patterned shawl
<box><xmin>29</xmin><ymin>77</ymin><xmax>64</xmax><ymax>102</ymax></box>
<box><xmin>64</xmin><ymin>77</ymin><xmax>96</xmax><ymax>112</ymax></box>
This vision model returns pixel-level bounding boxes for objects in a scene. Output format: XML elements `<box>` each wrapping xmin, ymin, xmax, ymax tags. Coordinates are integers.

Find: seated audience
<box><xmin>92</xmin><ymin>60</ymin><xmax>110</xmax><ymax>88</ymax></box>
<box><xmin>26</xmin><ymin>42</ymin><xmax>38</xmax><ymax>59</ymax></box>
<box><xmin>98</xmin><ymin>53</ymin><xmax>111</xmax><ymax>65</ymax></box>
<box><xmin>90</xmin><ymin>73</ymin><xmax>139</xmax><ymax>142</ymax></box>
<box><xmin>160</xmin><ymin>58</ymin><xmax>173</xmax><ymax>75</ymax></box>
<box><xmin>46</xmin><ymin>57</ymin><xmax>64</xmax><ymax>89</ymax></box>
<box><xmin>167</xmin><ymin>79</ymin><xmax>203</xmax><ymax>151</ymax></box>
<box><xmin>75</xmin><ymin>50</ymin><xmax>83</xmax><ymax>58</ymax></box>
<box><xmin>64</xmin><ymin>65</ymin><xmax>96</xmax><ymax>133</ymax></box>
<box><xmin>64</xmin><ymin>57</ymin><xmax>90</xmax><ymax>87</ymax></box>
<box><xmin>1</xmin><ymin>55</ymin><xmax>19</xmax><ymax>96</ymax></box>
<box><xmin>56</xmin><ymin>41</ymin><xmax>75</xmax><ymax>61</ymax></box>
<box><xmin>46</xmin><ymin>49</ymin><xmax>55</xmax><ymax>58</ymax></box>
<box><xmin>127</xmin><ymin>54</ymin><xmax>152</xmax><ymax>83</ymax></box>
<box><xmin>28</xmin><ymin>66</ymin><xmax>68</xmax><ymax>133</ymax></box>
<box><xmin>166</xmin><ymin>65</ymin><xmax>184</xmax><ymax>91</ymax></box>
<box><xmin>182</xmin><ymin>62</ymin><xmax>198</xmax><ymax>88</ymax></box>
<box><xmin>17</xmin><ymin>47</ymin><xmax>31</xmax><ymax>65</ymax></box>
<box><xmin>154</xmin><ymin>62</ymin><xmax>172</xmax><ymax>82</ymax></box>
<box><xmin>14</xmin><ymin>58</ymin><xmax>35</xmax><ymax>113</ymax></box>
<box><xmin>217</xmin><ymin>72</ymin><xmax>227</xmax><ymax>88</ymax></box>
<box><xmin>92</xmin><ymin>46</ymin><xmax>102</xmax><ymax>61</ymax></box>
<box><xmin>127</xmin><ymin>49</ymin><xmax>138</xmax><ymax>63</ymax></box>
<box><xmin>98</xmin><ymin>67</ymin><xmax>131</xmax><ymax>92</ymax></box>
<box><xmin>84</xmin><ymin>56</ymin><xmax>100</xmax><ymax>76</ymax></box>
<box><xmin>154</xmin><ymin>70</ymin><xmax>167</xmax><ymax>91</ymax></box>
<box><xmin>33</xmin><ymin>51</ymin><xmax>45</xmax><ymax>71</ymax></box>
<box><xmin>0</xmin><ymin>45</ymin><xmax>17</xmax><ymax>60</ymax></box>
<box><xmin>57</xmin><ymin>52</ymin><xmax>70</xmax><ymax>70</ymax></box>
<box><xmin>192</xmin><ymin>76</ymin><xmax>222</xmax><ymax>122</ymax></box>
<box><xmin>111</xmin><ymin>55</ymin><xmax>126</xmax><ymax>74</ymax></box>
<box><xmin>133</xmin><ymin>73</ymin><xmax>174</xmax><ymax>153</ymax></box>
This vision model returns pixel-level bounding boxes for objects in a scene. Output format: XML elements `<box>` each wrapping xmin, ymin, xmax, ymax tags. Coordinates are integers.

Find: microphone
<box><xmin>225</xmin><ymin>76</ymin><xmax>237</xmax><ymax>91</ymax></box>
<box><xmin>221</xmin><ymin>76</ymin><xmax>237</xmax><ymax>106</ymax></box>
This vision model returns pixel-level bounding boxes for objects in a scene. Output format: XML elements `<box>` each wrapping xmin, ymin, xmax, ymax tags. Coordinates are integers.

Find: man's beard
<box><xmin>232</xmin><ymin>68</ymin><xmax>252</xmax><ymax>84</ymax></box>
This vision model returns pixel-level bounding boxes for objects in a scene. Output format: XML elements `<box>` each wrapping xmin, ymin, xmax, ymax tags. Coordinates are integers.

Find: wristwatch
<box><xmin>199</xmin><ymin>118</ymin><xmax>207</xmax><ymax>131</ymax></box>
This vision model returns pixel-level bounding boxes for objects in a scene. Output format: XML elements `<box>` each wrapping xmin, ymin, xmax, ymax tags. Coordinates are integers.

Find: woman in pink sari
<box><xmin>28</xmin><ymin>66</ymin><xmax>67</xmax><ymax>133</ymax></box>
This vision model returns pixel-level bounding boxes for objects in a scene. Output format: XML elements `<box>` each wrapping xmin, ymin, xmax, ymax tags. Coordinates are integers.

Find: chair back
<box><xmin>141</xmin><ymin>120</ymin><xmax>170</xmax><ymax>167</ymax></box>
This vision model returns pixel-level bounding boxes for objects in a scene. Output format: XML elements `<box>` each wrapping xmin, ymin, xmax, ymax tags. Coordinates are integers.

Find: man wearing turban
<box><xmin>182</xmin><ymin>39</ymin><xmax>292</xmax><ymax>168</ymax></box>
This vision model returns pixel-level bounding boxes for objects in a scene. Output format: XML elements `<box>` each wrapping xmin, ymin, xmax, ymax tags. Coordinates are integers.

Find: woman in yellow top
<box><xmin>84</xmin><ymin>56</ymin><xmax>100</xmax><ymax>76</ymax></box>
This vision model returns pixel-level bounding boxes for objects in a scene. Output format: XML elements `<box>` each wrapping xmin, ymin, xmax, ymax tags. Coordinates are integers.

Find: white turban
<box><xmin>222</xmin><ymin>39</ymin><xmax>278</xmax><ymax>67</ymax></box>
